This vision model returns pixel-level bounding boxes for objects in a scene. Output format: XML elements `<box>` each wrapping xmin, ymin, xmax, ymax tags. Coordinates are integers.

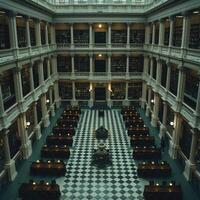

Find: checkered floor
<box><xmin>56</xmin><ymin>109</ymin><xmax>146</xmax><ymax>200</ymax></box>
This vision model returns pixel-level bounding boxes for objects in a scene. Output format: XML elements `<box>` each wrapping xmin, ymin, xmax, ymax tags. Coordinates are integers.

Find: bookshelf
<box><xmin>59</xmin><ymin>82</ymin><xmax>72</xmax><ymax>99</ymax></box>
<box><xmin>111</xmin><ymin>30</ymin><xmax>127</xmax><ymax>44</ymax></box>
<box><xmin>128</xmin><ymin>82</ymin><xmax>142</xmax><ymax>99</ymax></box>
<box><xmin>173</xmin><ymin>26</ymin><xmax>182</xmax><ymax>47</ymax></box>
<box><xmin>129</xmin><ymin>56</ymin><xmax>144</xmax><ymax>72</ymax></box>
<box><xmin>189</xmin><ymin>24</ymin><xmax>200</xmax><ymax>49</ymax></box>
<box><xmin>75</xmin><ymin>83</ymin><xmax>90</xmax><ymax>99</ymax></box>
<box><xmin>111</xmin><ymin>82</ymin><xmax>125</xmax><ymax>99</ymax></box>
<box><xmin>33</xmin><ymin>64</ymin><xmax>39</xmax><ymax>88</ymax></box>
<box><xmin>0</xmin><ymin>24</ymin><xmax>10</xmax><ymax>49</ymax></box>
<box><xmin>57</xmin><ymin>56</ymin><xmax>71</xmax><ymax>72</ymax></box>
<box><xmin>74</xmin><ymin>30</ymin><xmax>89</xmax><ymax>44</ymax></box>
<box><xmin>56</xmin><ymin>30</ymin><xmax>71</xmax><ymax>44</ymax></box>
<box><xmin>74</xmin><ymin>56</ymin><xmax>89</xmax><ymax>72</ymax></box>
<box><xmin>17</xmin><ymin>26</ymin><xmax>27</xmax><ymax>48</ymax></box>
<box><xmin>130</xmin><ymin>29</ymin><xmax>145</xmax><ymax>44</ymax></box>
<box><xmin>111</xmin><ymin>57</ymin><xmax>126</xmax><ymax>72</ymax></box>
<box><xmin>41</xmin><ymin>28</ymin><xmax>45</xmax><ymax>45</ymax></box>
<box><xmin>30</xmin><ymin>27</ymin><xmax>36</xmax><ymax>46</ymax></box>
<box><xmin>164</xmin><ymin>27</ymin><xmax>170</xmax><ymax>46</ymax></box>
<box><xmin>95</xmin><ymin>32</ymin><xmax>106</xmax><ymax>44</ymax></box>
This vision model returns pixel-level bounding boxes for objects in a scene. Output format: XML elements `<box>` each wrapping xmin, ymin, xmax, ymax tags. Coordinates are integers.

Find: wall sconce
<box><xmin>26</xmin><ymin>121</ymin><xmax>31</xmax><ymax>129</ymax></box>
<box><xmin>46</xmin><ymin>99</ymin><xmax>50</xmax><ymax>103</ymax></box>
<box><xmin>89</xmin><ymin>84</ymin><xmax>93</xmax><ymax>92</ymax></box>
<box><xmin>151</xmin><ymin>99</ymin><xmax>154</xmax><ymax>103</ymax></box>
<box><xmin>193</xmin><ymin>11</ymin><xmax>199</xmax><ymax>14</ymax></box>
<box><xmin>108</xmin><ymin>84</ymin><xmax>112</xmax><ymax>92</ymax></box>
<box><xmin>98</xmin><ymin>24</ymin><xmax>102</xmax><ymax>28</ymax></box>
<box><xmin>98</xmin><ymin>54</ymin><xmax>102</xmax><ymax>57</ymax></box>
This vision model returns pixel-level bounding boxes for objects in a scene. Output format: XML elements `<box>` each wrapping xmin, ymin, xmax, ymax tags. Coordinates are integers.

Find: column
<box><xmin>145</xmin><ymin>23</ymin><xmax>150</xmax><ymax>44</ymax></box>
<box><xmin>123</xmin><ymin>82</ymin><xmax>129</xmax><ymax>106</ymax></box>
<box><xmin>152</xmin><ymin>22</ymin><xmax>156</xmax><ymax>45</ymax></box>
<box><xmin>70</xmin><ymin>23</ymin><xmax>74</xmax><ymax>47</ymax></box>
<box><xmin>71</xmin><ymin>54</ymin><xmax>75</xmax><ymax>76</ymax></box>
<box><xmin>89</xmin><ymin>53</ymin><xmax>93</xmax><ymax>76</ymax></box>
<box><xmin>7</xmin><ymin>11</ymin><xmax>18</xmax><ymax>50</ymax></box>
<box><xmin>181</xmin><ymin>13</ymin><xmax>191</xmax><ymax>49</ymax></box>
<box><xmin>89</xmin><ymin>23</ymin><xmax>93</xmax><ymax>47</ymax></box>
<box><xmin>184</xmin><ymin>129</ymin><xmax>198</xmax><ymax>180</ymax></box>
<box><xmin>108</xmin><ymin>23</ymin><xmax>112</xmax><ymax>47</ymax></box>
<box><xmin>145</xmin><ymin>87</ymin><xmax>151</xmax><ymax>117</ymax></box>
<box><xmin>49</xmin><ymin>87</ymin><xmax>55</xmax><ymax>117</ymax></box>
<box><xmin>126</xmin><ymin>54</ymin><xmax>129</xmax><ymax>77</ymax></box>
<box><xmin>0</xmin><ymin>77</ymin><xmax>5</xmax><ymax>117</ymax></box>
<box><xmin>38</xmin><ymin>59</ymin><xmax>44</xmax><ymax>85</ymax></box>
<box><xmin>108</xmin><ymin>53</ymin><xmax>111</xmax><ymax>76</ymax></box>
<box><xmin>151</xmin><ymin>93</ymin><xmax>160</xmax><ymax>127</ymax></box>
<box><xmin>54</xmin><ymin>81</ymin><xmax>60</xmax><ymax>109</ymax></box>
<box><xmin>166</xmin><ymin>62</ymin><xmax>171</xmax><ymax>91</ymax></box>
<box><xmin>33</xmin><ymin>102</ymin><xmax>41</xmax><ymax>140</ymax></box>
<box><xmin>149</xmin><ymin>57</ymin><xmax>153</xmax><ymax>78</ymax></box>
<box><xmin>159</xmin><ymin>19</ymin><xmax>165</xmax><ymax>46</ymax></box>
<box><xmin>195</xmin><ymin>76</ymin><xmax>200</xmax><ymax>118</ymax></box>
<box><xmin>29</xmin><ymin>62</ymin><xmax>34</xmax><ymax>92</ymax></box>
<box><xmin>25</xmin><ymin>16</ymin><xmax>31</xmax><ymax>48</ymax></box>
<box><xmin>169</xmin><ymin>16</ymin><xmax>174</xmax><ymax>47</ymax></box>
<box><xmin>71</xmin><ymin>81</ymin><xmax>78</xmax><ymax>106</ymax></box>
<box><xmin>107</xmin><ymin>83</ymin><xmax>112</xmax><ymax>108</ymax></box>
<box><xmin>41</xmin><ymin>93</ymin><xmax>50</xmax><ymax>127</ymax></box>
<box><xmin>35</xmin><ymin>19</ymin><xmax>41</xmax><ymax>46</ymax></box>
<box><xmin>141</xmin><ymin>82</ymin><xmax>147</xmax><ymax>109</ymax></box>
<box><xmin>13</xmin><ymin>67</ymin><xmax>24</xmax><ymax>103</ymax></box>
<box><xmin>3</xmin><ymin>130</ymin><xmax>17</xmax><ymax>181</ymax></box>
<box><xmin>126</xmin><ymin>23</ymin><xmax>130</xmax><ymax>48</ymax></box>
<box><xmin>52</xmin><ymin>55</ymin><xmax>58</xmax><ymax>79</ymax></box>
<box><xmin>17</xmin><ymin>113</ymin><xmax>32</xmax><ymax>159</ymax></box>
<box><xmin>176</xmin><ymin>66</ymin><xmax>186</xmax><ymax>110</ymax></box>
<box><xmin>47</xmin><ymin>58</ymin><xmax>51</xmax><ymax>78</ymax></box>
<box><xmin>45</xmin><ymin>22</ymin><xmax>49</xmax><ymax>45</ymax></box>
<box><xmin>159</xmin><ymin>101</ymin><xmax>168</xmax><ymax>138</ymax></box>
<box><xmin>50</xmin><ymin>23</ymin><xmax>56</xmax><ymax>45</ymax></box>
<box><xmin>143</xmin><ymin>55</ymin><xmax>149</xmax><ymax>76</ymax></box>
<box><xmin>169</xmin><ymin>112</ymin><xmax>182</xmax><ymax>159</ymax></box>
<box><xmin>88</xmin><ymin>83</ymin><xmax>93</xmax><ymax>108</ymax></box>
<box><xmin>156</xmin><ymin>59</ymin><xmax>162</xmax><ymax>86</ymax></box>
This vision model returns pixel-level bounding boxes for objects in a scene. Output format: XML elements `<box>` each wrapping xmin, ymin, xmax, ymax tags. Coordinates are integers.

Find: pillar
<box><xmin>50</xmin><ymin>23</ymin><xmax>56</xmax><ymax>45</ymax></box>
<box><xmin>25</xmin><ymin>16</ymin><xmax>31</xmax><ymax>48</ymax></box>
<box><xmin>152</xmin><ymin>22</ymin><xmax>156</xmax><ymax>45</ymax></box>
<box><xmin>89</xmin><ymin>53</ymin><xmax>93</xmax><ymax>76</ymax></box>
<box><xmin>38</xmin><ymin>59</ymin><xmax>44</xmax><ymax>85</ymax></box>
<box><xmin>108</xmin><ymin>23</ymin><xmax>112</xmax><ymax>47</ymax></box>
<box><xmin>70</xmin><ymin>23</ymin><xmax>74</xmax><ymax>47</ymax></box>
<box><xmin>89</xmin><ymin>23</ymin><xmax>93</xmax><ymax>47</ymax></box>
<box><xmin>166</xmin><ymin>62</ymin><xmax>171</xmax><ymax>91</ymax></box>
<box><xmin>35</xmin><ymin>19</ymin><xmax>41</xmax><ymax>46</ymax></box>
<box><xmin>88</xmin><ymin>83</ymin><xmax>93</xmax><ymax>108</ymax></box>
<box><xmin>126</xmin><ymin>54</ymin><xmax>129</xmax><ymax>77</ymax></box>
<box><xmin>126</xmin><ymin>23</ymin><xmax>130</xmax><ymax>48</ymax></box>
<box><xmin>3</xmin><ymin>130</ymin><xmax>17</xmax><ymax>181</ymax></box>
<box><xmin>0</xmin><ymin>78</ymin><xmax>5</xmax><ymax>117</ymax></box>
<box><xmin>151</xmin><ymin>93</ymin><xmax>160</xmax><ymax>127</ymax></box>
<box><xmin>47</xmin><ymin>58</ymin><xmax>51</xmax><ymax>78</ymax></box>
<box><xmin>29</xmin><ymin>62</ymin><xmax>34</xmax><ymax>92</ymax></box>
<box><xmin>54</xmin><ymin>81</ymin><xmax>60</xmax><ymax>109</ymax></box>
<box><xmin>143</xmin><ymin>55</ymin><xmax>149</xmax><ymax>76</ymax></box>
<box><xmin>45</xmin><ymin>22</ymin><xmax>49</xmax><ymax>45</ymax></box>
<box><xmin>33</xmin><ymin>102</ymin><xmax>41</xmax><ymax>140</ymax></box>
<box><xmin>169</xmin><ymin>16</ymin><xmax>174</xmax><ymax>47</ymax></box>
<box><xmin>141</xmin><ymin>82</ymin><xmax>147</xmax><ymax>109</ymax></box>
<box><xmin>159</xmin><ymin>19</ymin><xmax>165</xmax><ymax>46</ymax></box>
<box><xmin>123</xmin><ymin>82</ymin><xmax>129</xmax><ymax>106</ymax></box>
<box><xmin>195</xmin><ymin>76</ymin><xmax>200</xmax><ymax>118</ymax></box>
<box><xmin>156</xmin><ymin>59</ymin><xmax>162</xmax><ymax>86</ymax></box>
<box><xmin>17</xmin><ymin>113</ymin><xmax>32</xmax><ymax>159</ymax></box>
<box><xmin>169</xmin><ymin>112</ymin><xmax>182</xmax><ymax>159</ymax></box>
<box><xmin>7</xmin><ymin>11</ymin><xmax>18</xmax><ymax>50</ymax></box>
<box><xmin>49</xmin><ymin>87</ymin><xmax>55</xmax><ymax>117</ymax></box>
<box><xmin>13</xmin><ymin>67</ymin><xmax>24</xmax><ymax>103</ymax></box>
<box><xmin>145</xmin><ymin>87</ymin><xmax>151</xmax><ymax>117</ymax></box>
<box><xmin>181</xmin><ymin>13</ymin><xmax>191</xmax><ymax>49</ymax></box>
<box><xmin>41</xmin><ymin>93</ymin><xmax>50</xmax><ymax>127</ymax></box>
<box><xmin>108</xmin><ymin>53</ymin><xmax>111</xmax><ymax>77</ymax></box>
<box><xmin>107</xmin><ymin>83</ymin><xmax>112</xmax><ymax>108</ymax></box>
<box><xmin>71</xmin><ymin>54</ymin><xmax>75</xmax><ymax>76</ymax></box>
<box><xmin>145</xmin><ymin>23</ymin><xmax>150</xmax><ymax>44</ymax></box>
<box><xmin>71</xmin><ymin>81</ymin><xmax>78</xmax><ymax>106</ymax></box>
<box><xmin>159</xmin><ymin>101</ymin><xmax>168</xmax><ymax>138</ymax></box>
<box><xmin>184</xmin><ymin>129</ymin><xmax>198</xmax><ymax>180</ymax></box>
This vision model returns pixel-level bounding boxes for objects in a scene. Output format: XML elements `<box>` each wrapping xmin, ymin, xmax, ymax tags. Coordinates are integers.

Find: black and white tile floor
<box><xmin>56</xmin><ymin>109</ymin><xmax>146</xmax><ymax>200</ymax></box>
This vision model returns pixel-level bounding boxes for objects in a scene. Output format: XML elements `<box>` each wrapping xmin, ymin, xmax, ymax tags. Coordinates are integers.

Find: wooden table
<box><xmin>137</xmin><ymin>161</ymin><xmax>171</xmax><ymax>177</ymax></box>
<box><xmin>130</xmin><ymin>135</ymin><xmax>155</xmax><ymax>146</ymax></box>
<box><xmin>30</xmin><ymin>160</ymin><xmax>66</xmax><ymax>176</ymax></box>
<box><xmin>133</xmin><ymin>146</ymin><xmax>161</xmax><ymax>159</ymax></box>
<box><xmin>143</xmin><ymin>184</ymin><xmax>182</xmax><ymax>200</ymax></box>
<box><xmin>41</xmin><ymin>145</ymin><xmax>70</xmax><ymax>158</ymax></box>
<box><xmin>46</xmin><ymin>135</ymin><xmax>73</xmax><ymax>146</ymax></box>
<box><xmin>18</xmin><ymin>182</ymin><xmax>61</xmax><ymax>200</ymax></box>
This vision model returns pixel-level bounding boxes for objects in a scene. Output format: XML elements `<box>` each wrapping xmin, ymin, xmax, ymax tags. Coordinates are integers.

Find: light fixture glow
<box><xmin>151</xmin><ymin>99</ymin><xmax>154</xmax><ymax>103</ymax></box>
<box><xmin>98</xmin><ymin>24</ymin><xmax>102</xmax><ymax>28</ymax></box>
<box><xmin>46</xmin><ymin>99</ymin><xmax>50</xmax><ymax>103</ymax></box>
<box><xmin>26</xmin><ymin>121</ymin><xmax>31</xmax><ymax>126</ymax></box>
<box><xmin>193</xmin><ymin>11</ymin><xmax>199</xmax><ymax>14</ymax></box>
<box><xmin>176</xmin><ymin>15</ymin><xmax>183</xmax><ymax>18</ymax></box>
<box><xmin>170</xmin><ymin>121</ymin><xmax>174</xmax><ymax>126</ymax></box>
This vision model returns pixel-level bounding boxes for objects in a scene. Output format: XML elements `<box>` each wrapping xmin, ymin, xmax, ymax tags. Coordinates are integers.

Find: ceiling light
<box><xmin>98</xmin><ymin>24</ymin><xmax>102</xmax><ymax>28</ymax></box>
<box><xmin>98</xmin><ymin>54</ymin><xmax>102</xmax><ymax>57</ymax></box>
<box><xmin>193</xmin><ymin>11</ymin><xmax>199</xmax><ymax>14</ymax></box>
<box><xmin>176</xmin><ymin>15</ymin><xmax>183</xmax><ymax>18</ymax></box>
